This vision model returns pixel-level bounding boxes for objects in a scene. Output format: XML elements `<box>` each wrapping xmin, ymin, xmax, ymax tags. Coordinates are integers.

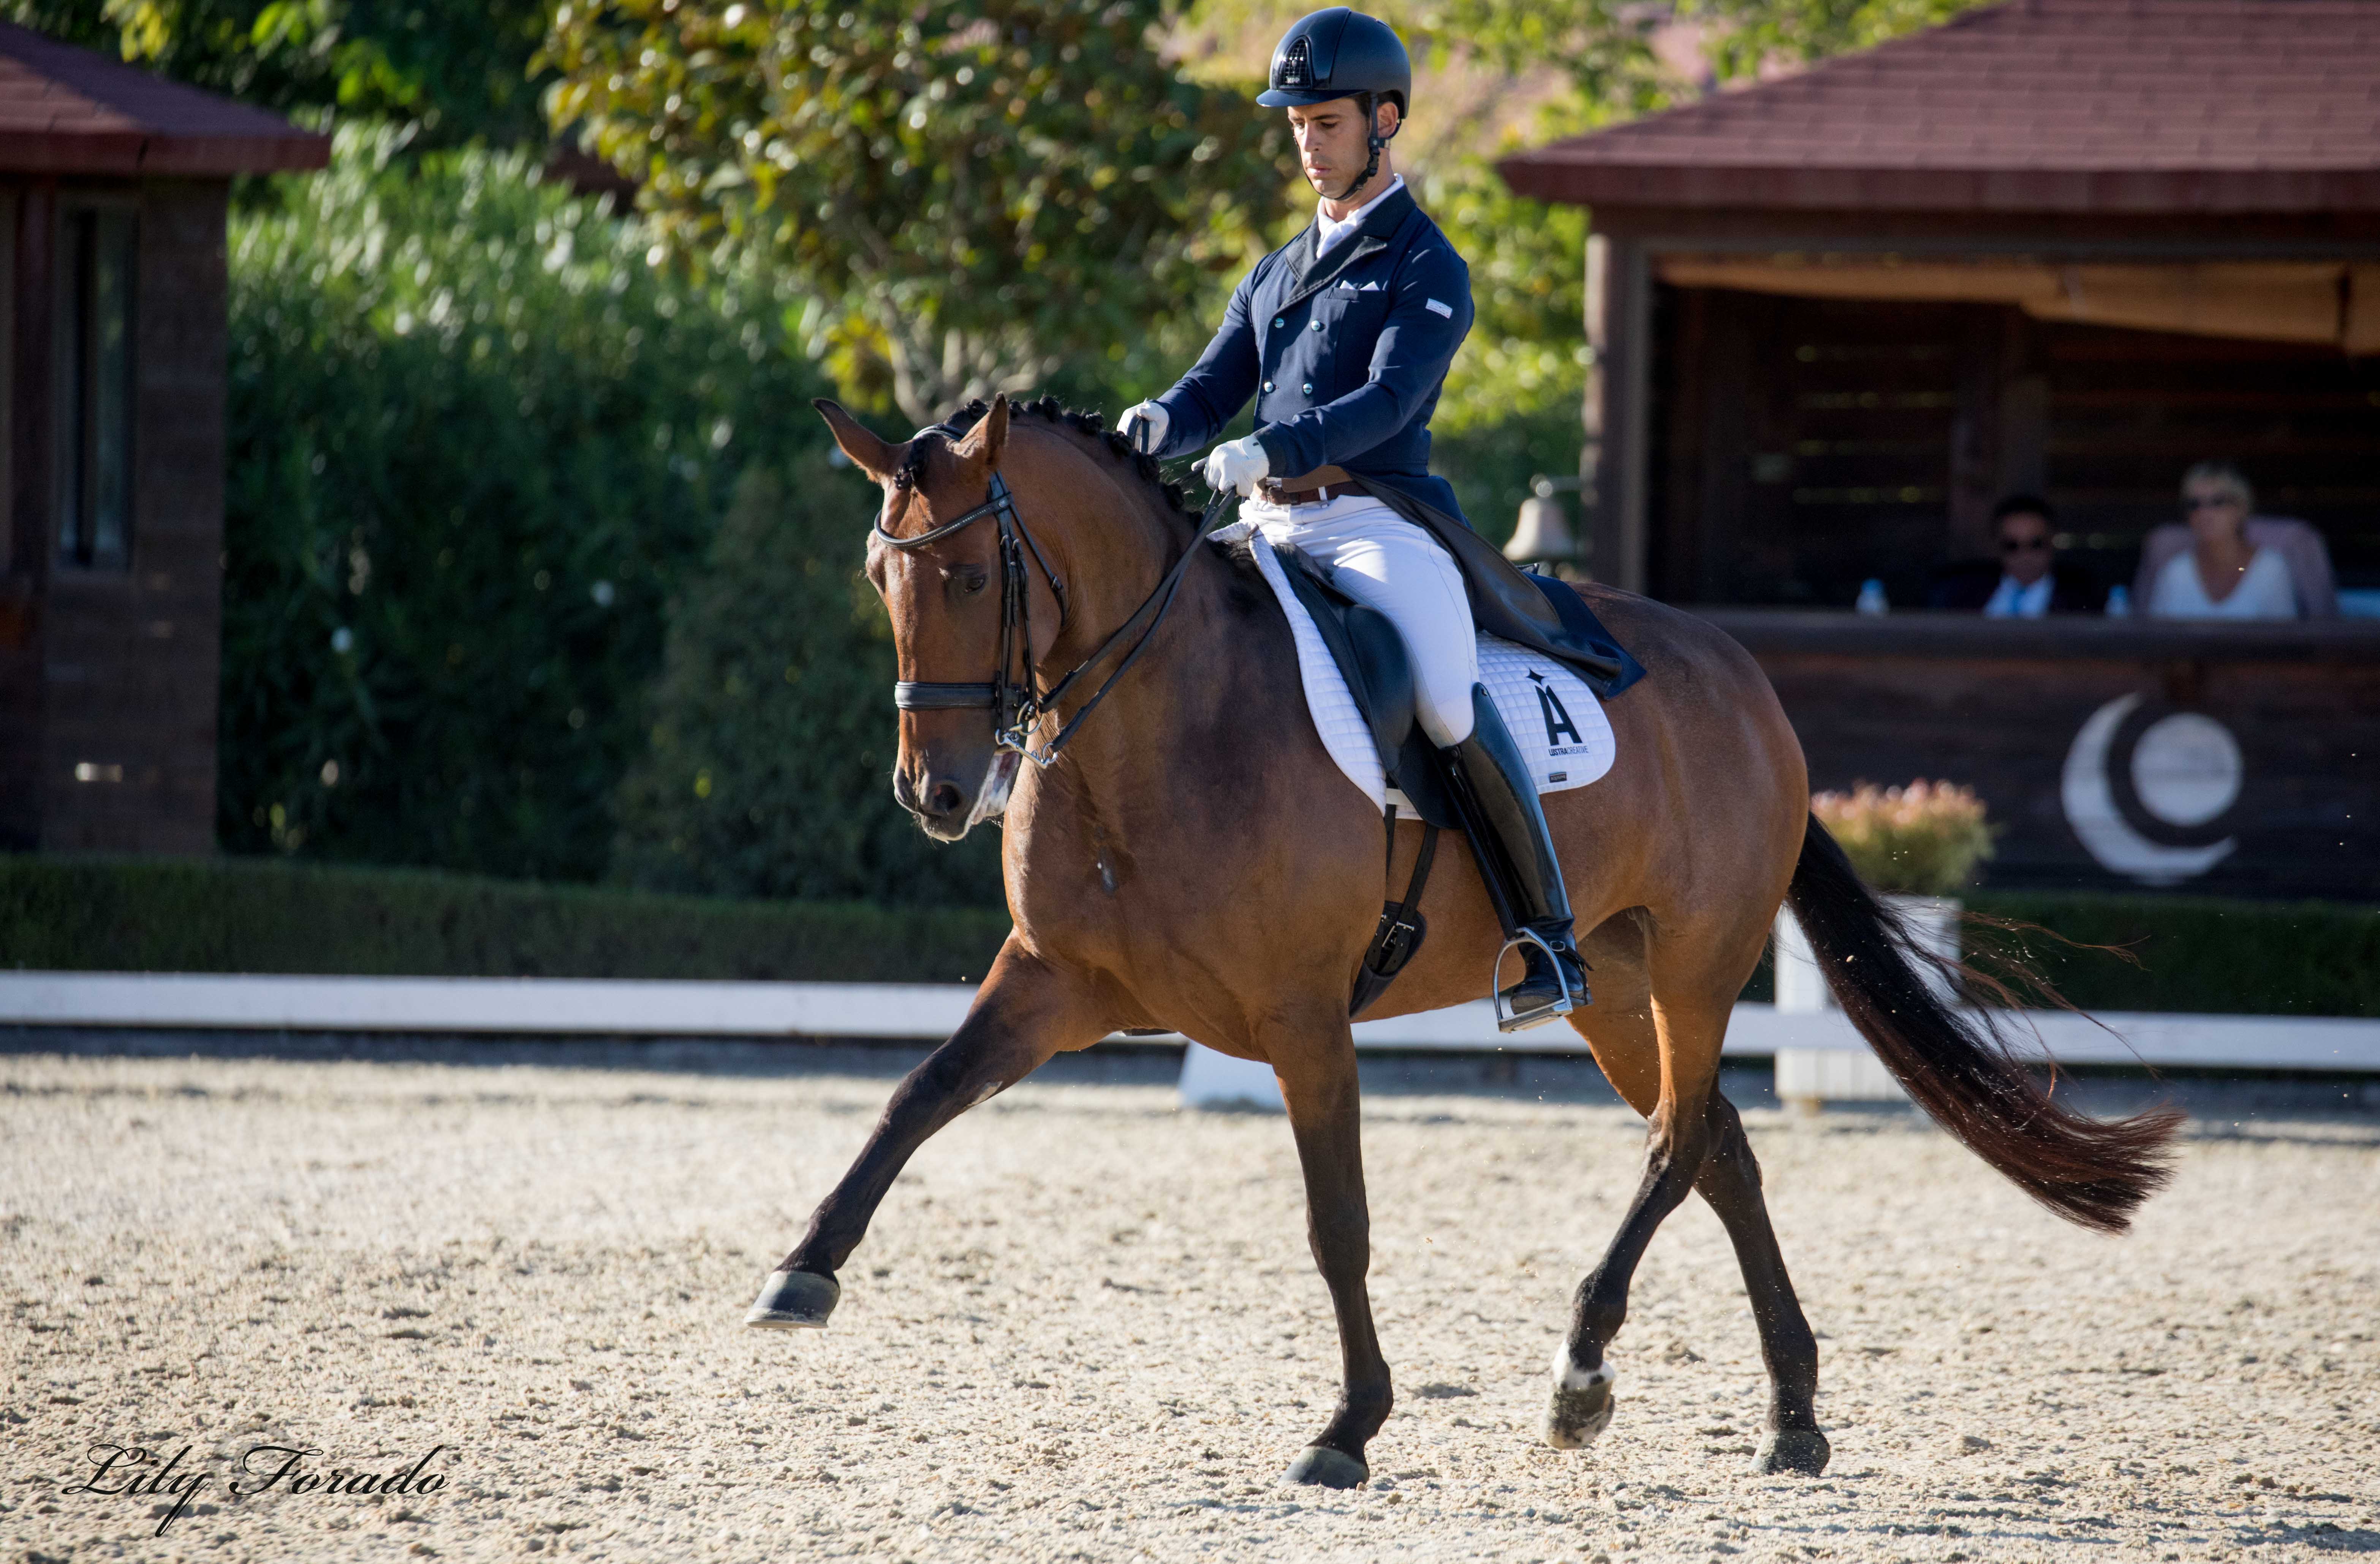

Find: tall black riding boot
<box><xmin>1443</xmin><ymin>685</ymin><xmax>1589</xmax><ymax>1030</ymax></box>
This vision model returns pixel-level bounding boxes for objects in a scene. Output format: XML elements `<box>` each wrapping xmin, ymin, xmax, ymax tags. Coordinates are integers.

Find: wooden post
<box><xmin>1585</xmin><ymin>234</ymin><xmax>1650</xmax><ymax>595</ymax></box>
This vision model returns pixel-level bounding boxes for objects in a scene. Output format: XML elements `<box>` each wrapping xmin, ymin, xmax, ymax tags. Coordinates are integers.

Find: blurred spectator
<box><xmin>1926</xmin><ymin>495</ymin><xmax>2106</xmax><ymax>616</ymax></box>
<box><xmin>2135</xmin><ymin>462</ymin><xmax>2337</xmax><ymax>620</ymax></box>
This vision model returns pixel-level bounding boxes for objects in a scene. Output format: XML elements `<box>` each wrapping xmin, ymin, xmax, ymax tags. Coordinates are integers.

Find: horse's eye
<box><xmin>959</xmin><ymin>571</ymin><xmax>989</xmax><ymax>596</ymax></box>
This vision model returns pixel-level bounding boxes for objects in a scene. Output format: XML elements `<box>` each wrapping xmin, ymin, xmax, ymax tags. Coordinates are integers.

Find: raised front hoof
<box><xmin>1750</xmin><ymin>1427</ymin><xmax>1831</xmax><ymax>1476</ymax></box>
<box><xmin>1544</xmin><ymin>1352</ymin><xmax>1617</xmax><ymax>1450</ymax></box>
<box><xmin>1282</xmin><ymin>1446</ymin><xmax>1368</xmax><ymax>1489</ymax></box>
<box><xmin>743</xmin><ymin>1269</ymin><xmax>839</xmax><ymax>1330</ymax></box>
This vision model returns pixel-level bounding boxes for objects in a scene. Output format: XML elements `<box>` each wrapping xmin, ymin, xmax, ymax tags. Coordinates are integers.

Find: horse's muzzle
<box><xmin>895</xmin><ymin>750</ymin><xmax>1017</xmax><ymax>841</ymax></box>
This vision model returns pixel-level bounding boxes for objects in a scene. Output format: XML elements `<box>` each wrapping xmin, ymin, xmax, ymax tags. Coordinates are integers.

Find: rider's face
<box><xmin>1287</xmin><ymin>97</ymin><xmax>1399</xmax><ymax>199</ymax></box>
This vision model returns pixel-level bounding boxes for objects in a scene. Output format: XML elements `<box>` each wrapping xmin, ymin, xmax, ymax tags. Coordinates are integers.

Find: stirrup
<box><xmin>1493</xmin><ymin>927</ymin><xmax>1579</xmax><ymax>1034</ymax></box>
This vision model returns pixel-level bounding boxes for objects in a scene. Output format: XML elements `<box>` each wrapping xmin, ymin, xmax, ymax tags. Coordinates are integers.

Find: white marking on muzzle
<box><xmin>966</xmin><ymin>748</ymin><xmax>1020</xmax><ymax>829</ymax></box>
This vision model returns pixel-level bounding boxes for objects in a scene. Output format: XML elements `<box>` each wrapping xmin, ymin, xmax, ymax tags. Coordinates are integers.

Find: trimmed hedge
<box><xmin>1962</xmin><ymin>890</ymin><xmax>2379</xmax><ymax>1020</ymax></box>
<box><xmin>2</xmin><ymin>861</ymin><xmax>2370</xmax><ymax>1017</ymax></box>
<box><xmin>0</xmin><ymin>859</ymin><xmax>1010</xmax><ymax>985</ymax></box>
<box><xmin>1744</xmin><ymin>892</ymin><xmax>2376</xmax><ymax>1017</ymax></box>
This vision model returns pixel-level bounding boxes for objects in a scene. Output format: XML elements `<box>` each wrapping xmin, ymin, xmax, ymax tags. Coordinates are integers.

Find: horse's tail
<box><xmin>1783</xmin><ymin>814</ymin><xmax>2181</xmax><ymax>1233</ymax></box>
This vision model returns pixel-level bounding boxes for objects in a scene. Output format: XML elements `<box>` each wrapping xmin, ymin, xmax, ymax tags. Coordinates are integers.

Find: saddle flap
<box><xmin>1271</xmin><ymin>542</ymin><xmax>1416</xmax><ymax>778</ymax></box>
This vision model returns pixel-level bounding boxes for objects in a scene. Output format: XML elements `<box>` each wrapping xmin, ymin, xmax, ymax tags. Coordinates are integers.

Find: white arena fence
<box><xmin>0</xmin><ymin>970</ymin><xmax>2372</xmax><ymax>1079</ymax></box>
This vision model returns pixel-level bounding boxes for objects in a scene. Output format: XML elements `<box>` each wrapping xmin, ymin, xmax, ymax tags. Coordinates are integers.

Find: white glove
<box><xmin>1117</xmin><ymin>401</ymin><xmax>1168</xmax><ymax>456</ymax></box>
<box><xmin>1201</xmin><ymin>434</ymin><xmax>1271</xmax><ymax>497</ymax></box>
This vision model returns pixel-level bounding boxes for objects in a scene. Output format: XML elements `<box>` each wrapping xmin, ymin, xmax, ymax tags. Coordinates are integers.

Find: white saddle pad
<box><xmin>1225</xmin><ymin>527</ymin><xmax>1617</xmax><ymax>813</ymax></box>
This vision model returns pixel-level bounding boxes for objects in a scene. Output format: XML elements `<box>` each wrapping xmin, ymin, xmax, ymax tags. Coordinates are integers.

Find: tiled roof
<box><xmin>0</xmin><ymin>22</ymin><xmax>328</xmax><ymax>177</ymax></box>
<box><xmin>1499</xmin><ymin>0</ymin><xmax>2380</xmax><ymax>213</ymax></box>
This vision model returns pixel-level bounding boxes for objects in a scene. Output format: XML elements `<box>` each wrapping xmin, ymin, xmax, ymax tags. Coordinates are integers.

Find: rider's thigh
<box><xmin>1295</xmin><ymin>512</ymin><xmax>1479</xmax><ymax>746</ymax></box>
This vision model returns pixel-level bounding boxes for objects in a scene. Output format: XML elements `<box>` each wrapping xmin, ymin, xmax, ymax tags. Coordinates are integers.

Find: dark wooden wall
<box><xmin>1650</xmin><ymin>286</ymin><xmax>2380</xmax><ymax>607</ymax></box>
<box><xmin>1709</xmin><ymin>614</ymin><xmax>2380</xmax><ymax>900</ymax></box>
<box><xmin>0</xmin><ymin>177</ymin><xmax>227</xmax><ymax>854</ymax></box>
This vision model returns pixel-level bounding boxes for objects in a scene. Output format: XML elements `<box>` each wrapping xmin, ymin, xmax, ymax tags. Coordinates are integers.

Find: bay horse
<box><xmin>745</xmin><ymin>393</ymin><xmax>2179</xmax><ymax>1488</ymax></box>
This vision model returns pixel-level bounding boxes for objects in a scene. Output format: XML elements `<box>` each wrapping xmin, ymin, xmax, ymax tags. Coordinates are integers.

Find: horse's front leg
<box><xmin>1270</xmin><ymin>1019</ymin><xmax>1392</xmax><ymax>1489</ymax></box>
<box><xmin>743</xmin><ymin>938</ymin><xmax>1111</xmax><ymax>1328</ymax></box>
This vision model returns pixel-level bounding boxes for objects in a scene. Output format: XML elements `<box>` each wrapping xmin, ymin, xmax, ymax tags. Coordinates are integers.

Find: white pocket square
<box><xmin>1359</xmin><ymin>280</ymin><xmax>1381</xmax><ymax>291</ymax></box>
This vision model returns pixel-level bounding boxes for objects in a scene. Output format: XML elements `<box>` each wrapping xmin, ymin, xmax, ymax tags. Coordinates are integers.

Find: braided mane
<box><xmin>938</xmin><ymin>395</ymin><xmax>1201</xmax><ymax>531</ymax></box>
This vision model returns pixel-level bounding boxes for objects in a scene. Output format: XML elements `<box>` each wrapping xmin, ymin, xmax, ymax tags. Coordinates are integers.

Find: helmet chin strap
<box><xmin>1331</xmin><ymin>92</ymin><xmax>1392</xmax><ymax>205</ymax></box>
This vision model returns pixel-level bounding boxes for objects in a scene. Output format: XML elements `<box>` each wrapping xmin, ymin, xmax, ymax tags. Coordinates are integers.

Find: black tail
<box><xmin>1785</xmin><ymin>815</ymin><xmax>2181</xmax><ymax>1233</ymax></box>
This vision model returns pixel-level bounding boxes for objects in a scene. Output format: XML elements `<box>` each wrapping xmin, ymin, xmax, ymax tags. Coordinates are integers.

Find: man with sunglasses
<box><xmin>1926</xmin><ymin>495</ymin><xmax>2106</xmax><ymax>616</ymax></box>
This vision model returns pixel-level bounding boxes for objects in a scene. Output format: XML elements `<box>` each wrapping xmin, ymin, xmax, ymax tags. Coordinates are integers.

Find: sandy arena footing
<box><xmin>4</xmin><ymin>1038</ymin><xmax>2375</xmax><ymax>1562</ymax></box>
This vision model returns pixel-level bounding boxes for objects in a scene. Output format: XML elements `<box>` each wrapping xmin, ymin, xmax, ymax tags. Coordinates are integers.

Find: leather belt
<box><xmin>1258</xmin><ymin>465</ymin><xmax>1358</xmax><ymax>507</ymax></box>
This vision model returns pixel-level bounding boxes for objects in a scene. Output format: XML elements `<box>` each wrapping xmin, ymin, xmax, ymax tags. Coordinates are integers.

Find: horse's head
<box><xmin>822</xmin><ymin>394</ymin><xmax>1060</xmax><ymax>841</ymax></box>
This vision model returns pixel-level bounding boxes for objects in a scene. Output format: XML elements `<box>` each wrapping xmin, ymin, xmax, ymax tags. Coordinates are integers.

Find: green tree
<box><xmin>544</xmin><ymin>0</ymin><xmax>1297</xmax><ymax>424</ymax></box>
<box><xmin>4</xmin><ymin>0</ymin><xmax>552</xmax><ymax>145</ymax></box>
<box><xmin>222</xmin><ymin>125</ymin><xmax>830</xmax><ymax>879</ymax></box>
<box><xmin>611</xmin><ymin>459</ymin><xmax>1006</xmax><ymax>906</ymax></box>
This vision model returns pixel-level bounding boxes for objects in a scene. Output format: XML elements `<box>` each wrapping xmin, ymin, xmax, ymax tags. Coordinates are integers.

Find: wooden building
<box><xmin>1500</xmin><ymin>0</ymin><xmax>2380</xmax><ymax>898</ymax></box>
<box><xmin>0</xmin><ymin>24</ymin><xmax>326</xmax><ymax>853</ymax></box>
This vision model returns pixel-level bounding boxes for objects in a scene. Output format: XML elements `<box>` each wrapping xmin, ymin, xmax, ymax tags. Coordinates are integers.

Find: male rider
<box><xmin>1117</xmin><ymin>7</ymin><xmax>1587</xmax><ymax>1027</ymax></box>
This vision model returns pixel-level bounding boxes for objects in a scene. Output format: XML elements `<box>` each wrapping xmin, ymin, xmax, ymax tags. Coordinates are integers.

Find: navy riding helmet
<box><xmin>1256</xmin><ymin>8</ymin><xmax>1412</xmax><ymax>114</ymax></box>
<box><xmin>1257</xmin><ymin>9</ymin><xmax>1412</xmax><ymax>200</ymax></box>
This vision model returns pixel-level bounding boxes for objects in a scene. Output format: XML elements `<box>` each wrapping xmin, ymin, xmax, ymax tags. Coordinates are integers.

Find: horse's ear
<box><xmin>954</xmin><ymin>394</ymin><xmax>1010</xmax><ymax>469</ymax></box>
<box><xmin>815</xmin><ymin>399</ymin><xmax>901</xmax><ymax>482</ymax></box>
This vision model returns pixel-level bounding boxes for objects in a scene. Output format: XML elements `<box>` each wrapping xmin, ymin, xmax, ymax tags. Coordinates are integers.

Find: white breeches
<box><xmin>1244</xmin><ymin>493</ymin><xmax>1479</xmax><ymax>746</ymax></box>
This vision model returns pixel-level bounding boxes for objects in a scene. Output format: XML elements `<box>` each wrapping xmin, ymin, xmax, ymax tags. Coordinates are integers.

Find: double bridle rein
<box><xmin>874</xmin><ymin>427</ymin><xmax>1232</xmax><ymax>769</ymax></box>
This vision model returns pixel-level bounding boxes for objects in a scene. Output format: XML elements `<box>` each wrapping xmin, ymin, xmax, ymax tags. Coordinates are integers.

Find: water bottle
<box><xmin>2105</xmin><ymin>584</ymin><xmax>2131</xmax><ymax>618</ymax></box>
<box><xmin>1855</xmin><ymin>579</ymin><xmax>1889</xmax><ymax>616</ymax></box>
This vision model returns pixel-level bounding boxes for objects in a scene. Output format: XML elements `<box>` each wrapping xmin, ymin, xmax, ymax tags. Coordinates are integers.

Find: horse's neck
<box><xmin>1023</xmin><ymin>522</ymin><xmax>1304</xmax><ymax>831</ymax></box>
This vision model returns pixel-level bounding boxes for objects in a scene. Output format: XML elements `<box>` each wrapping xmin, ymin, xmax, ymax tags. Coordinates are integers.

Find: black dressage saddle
<box><xmin>1266</xmin><ymin>539</ymin><xmax>1459</xmax><ymax>830</ymax></box>
<box><xmin>1253</xmin><ymin>536</ymin><xmax>1641</xmax><ymax>1019</ymax></box>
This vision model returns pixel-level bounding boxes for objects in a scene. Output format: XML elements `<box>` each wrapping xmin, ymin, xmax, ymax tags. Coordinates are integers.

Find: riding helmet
<box><xmin>1256</xmin><ymin>8</ymin><xmax>1412</xmax><ymax>115</ymax></box>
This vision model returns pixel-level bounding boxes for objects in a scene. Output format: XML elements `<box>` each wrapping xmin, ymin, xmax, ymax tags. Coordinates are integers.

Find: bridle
<box><xmin>874</xmin><ymin>425</ymin><xmax>1232</xmax><ymax>769</ymax></box>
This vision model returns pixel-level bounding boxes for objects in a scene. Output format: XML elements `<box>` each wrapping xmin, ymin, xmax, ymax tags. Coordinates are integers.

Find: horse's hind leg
<box><xmin>1269</xmin><ymin>1017</ymin><xmax>1392</xmax><ymax>1490</ymax></box>
<box><xmin>743</xmin><ymin>938</ymin><xmax>1110</xmax><ymax>1328</ymax></box>
<box><xmin>1693</xmin><ymin>1091</ymin><xmax>1829</xmax><ymax>1474</ymax></box>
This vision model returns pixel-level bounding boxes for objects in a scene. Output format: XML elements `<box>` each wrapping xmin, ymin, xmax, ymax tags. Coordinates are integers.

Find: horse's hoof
<box><xmin>744</xmin><ymin>1269</ymin><xmax>839</xmax><ymax>1330</ymax></box>
<box><xmin>1544</xmin><ymin>1346</ymin><xmax>1617</xmax><ymax>1450</ymax></box>
<box><xmin>1750</xmin><ymin>1427</ymin><xmax>1831</xmax><ymax>1475</ymax></box>
<box><xmin>1282</xmin><ymin>1446</ymin><xmax>1368</xmax><ymax>1489</ymax></box>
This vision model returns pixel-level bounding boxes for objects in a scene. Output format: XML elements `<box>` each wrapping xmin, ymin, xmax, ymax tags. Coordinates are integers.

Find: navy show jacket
<box><xmin>1149</xmin><ymin>184</ymin><xmax>1475</xmax><ymax>525</ymax></box>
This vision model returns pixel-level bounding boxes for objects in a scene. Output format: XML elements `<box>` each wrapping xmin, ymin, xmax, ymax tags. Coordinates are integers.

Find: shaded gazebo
<box><xmin>1497</xmin><ymin>2</ymin><xmax>2380</xmax><ymax>902</ymax></box>
<box><xmin>1500</xmin><ymin>0</ymin><xmax>2380</xmax><ymax>608</ymax></box>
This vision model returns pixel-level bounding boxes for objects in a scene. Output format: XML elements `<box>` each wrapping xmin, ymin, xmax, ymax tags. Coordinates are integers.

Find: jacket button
<box><xmin>1262</xmin><ymin>380</ymin><xmax>1274</xmax><ymax>393</ymax></box>
<box><xmin>1310</xmin><ymin>320</ymin><xmax>1323</xmax><ymax>332</ymax></box>
<box><xmin>1272</xmin><ymin>317</ymin><xmax>1285</xmax><ymax>329</ymax></box>
<box><xmin>1301</xmin><ymin>381</ymin><xmax>1313</xmax><ymax>395</ymax></box>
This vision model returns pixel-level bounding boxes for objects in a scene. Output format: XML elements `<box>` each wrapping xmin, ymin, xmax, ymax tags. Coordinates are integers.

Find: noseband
<box><xmin>874</xmin><ymin>427</ymin><xmax>1231</xmax><ymax>768</ymax></box>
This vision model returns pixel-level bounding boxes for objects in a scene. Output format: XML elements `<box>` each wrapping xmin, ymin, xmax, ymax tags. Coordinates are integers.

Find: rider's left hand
<box><xmin>1201</xmin><ymin>435</ymin><xmax>1270</xmax><ymax>497</ymax></box>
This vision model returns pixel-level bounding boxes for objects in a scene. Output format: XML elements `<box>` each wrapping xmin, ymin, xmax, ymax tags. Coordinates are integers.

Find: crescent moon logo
<box><xmin>2060</xmin><ymin>693</ymin><xmax>2242</xmax><ymax>886</ymax></box>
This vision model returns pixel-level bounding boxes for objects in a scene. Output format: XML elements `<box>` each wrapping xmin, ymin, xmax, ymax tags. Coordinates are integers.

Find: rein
<box><xmin>876</xmin><ymin>430</ymin><xmax>1234</xmax><ymax>769</ymax></box>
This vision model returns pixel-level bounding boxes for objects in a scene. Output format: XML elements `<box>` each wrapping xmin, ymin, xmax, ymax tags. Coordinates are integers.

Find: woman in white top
<box><xmin>2140</xmin><ymin>462</ymin><xmax>2321</xmax><ymax>620</ymax></box>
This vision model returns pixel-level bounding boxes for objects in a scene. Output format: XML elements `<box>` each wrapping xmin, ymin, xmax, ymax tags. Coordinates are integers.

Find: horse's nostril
<box><xmin>927</xmin><ymin>782</ymin><xmax>965</xmax><ymax>818</ymax></box>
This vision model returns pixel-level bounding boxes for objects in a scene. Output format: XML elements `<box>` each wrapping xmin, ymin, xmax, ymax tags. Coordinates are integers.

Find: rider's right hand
<box><xmin>1118</xmin><ymin>402</ymin><xmax>1168</xmax><ymax>457</ymax></box>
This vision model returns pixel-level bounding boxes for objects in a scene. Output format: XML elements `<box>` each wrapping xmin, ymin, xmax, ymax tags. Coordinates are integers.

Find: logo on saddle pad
<box><xmin>1528</xmin><ymin>670</ymin><xmax>1587</xmax><ymax>756</ymax></box>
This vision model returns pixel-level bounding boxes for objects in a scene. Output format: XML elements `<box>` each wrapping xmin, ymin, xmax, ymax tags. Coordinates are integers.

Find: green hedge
<box><xmin>0</xmin><ymin>859</ymin><xmax>1010</xmax><ymax>985</ymax></box>
<box><xmin>3</xmin><ymin>861</ymin><xmax>2369</xmax><ymax>1017</ymax></box>
<box><xmin>1962</xmin><ymin>891</ymin><xmax>2379</xmax><ymax>1020</ymax></box>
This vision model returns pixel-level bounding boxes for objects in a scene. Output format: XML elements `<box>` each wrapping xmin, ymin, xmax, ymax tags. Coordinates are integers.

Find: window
<box><xmin>56</xmin><ymin>207</ymin><xmax>136</xmax><ymax>571</ymax></box>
